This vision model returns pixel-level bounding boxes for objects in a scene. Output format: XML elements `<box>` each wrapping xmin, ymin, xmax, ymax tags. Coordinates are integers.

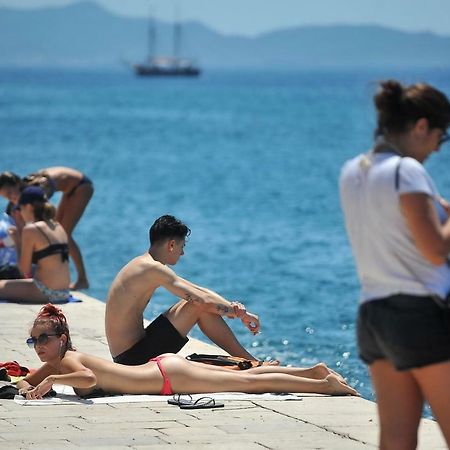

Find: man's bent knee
<box><xmin>165</xmin><ymin>299</ymin><xmax>203</xmax><ymax>330</ymax></box>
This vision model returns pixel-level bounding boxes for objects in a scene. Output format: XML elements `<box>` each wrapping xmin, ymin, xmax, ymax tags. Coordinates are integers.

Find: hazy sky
<box><xmin>2</xmin><ymin>0</ymin><xmax>450</xmax><ymax>37</ymax></box>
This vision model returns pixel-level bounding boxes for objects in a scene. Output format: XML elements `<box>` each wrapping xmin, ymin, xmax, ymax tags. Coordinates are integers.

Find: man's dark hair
<box><xmin>149</xmin><ymin>215</ymin><xmax>191</xmax><ymax>245</ymax></box>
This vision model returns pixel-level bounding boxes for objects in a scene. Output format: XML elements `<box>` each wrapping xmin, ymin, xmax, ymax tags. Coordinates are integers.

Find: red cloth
<box><xmin>0</xmin><ymin>361</ymin><xmax>30</xmax><ymax>377</ymax></box>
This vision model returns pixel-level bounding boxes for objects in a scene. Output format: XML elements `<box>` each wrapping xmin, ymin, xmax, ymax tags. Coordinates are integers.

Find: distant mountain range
<box><xmin>1</xmin><ymin>1</ymin><xmax>450</xmax><ymax>69</ymax></box>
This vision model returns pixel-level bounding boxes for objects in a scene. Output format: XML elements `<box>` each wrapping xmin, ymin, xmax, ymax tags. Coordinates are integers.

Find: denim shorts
<box><xmin>33</xmin><ymin>279</ymin><xmax>70</xmax><ymax>302</ymax></box>
<box><xmin>357</xmin><ymin>294</ymin><xmax>450</xmax><ymax>371</ymax></box>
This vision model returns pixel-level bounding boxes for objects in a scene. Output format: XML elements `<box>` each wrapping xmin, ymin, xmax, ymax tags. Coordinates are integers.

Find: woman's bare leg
<box><xmin>0</xmin><ymin>279</ymin><xmax>48</xmax><ymax>303</ymax></box>
<box><xmin>56</xmin><ymin>184</ymin><xmax>93</xmax><ymax>290</ymax></box>
<box><xmin>189</xmin><ymin>360</ymin><xmax>344</xmax><ymax>381</ymax></box>
<box><xmin>369</xmin><ymin>360</ymin><xmax>423</xmax><ymax>450</ymax></box>
<box><xmin>412</xmin><ymin>360</ymin><xmax>450</xmax><ymax>447</ymax></box>
<box><xmin>247</xmin><ymin>362</ymin><xmax>345</xmax><ymax>380</ymax></box>
<box><xmin>66</xmin><ymin>236</ymin><xmax>88</xmax><ymax>290</ymax></box>
<box><xmin>161</xmin><ymin>356</ymin><xmax>358</xmax><ymax>396</ymax></box>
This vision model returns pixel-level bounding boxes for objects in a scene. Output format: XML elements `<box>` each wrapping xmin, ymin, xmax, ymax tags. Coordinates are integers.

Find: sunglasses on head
<box><xmin>26</xmin><ymin>333</ymin><xmax>60</xmax><ymax>348</ymax></box>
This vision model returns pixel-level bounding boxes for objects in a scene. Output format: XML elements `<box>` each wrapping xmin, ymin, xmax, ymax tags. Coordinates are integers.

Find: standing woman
<box><xmin>0</xmin><ymin>186</ymin><xmax>70</xmax><ymax>303</ymax></box>
<box><xmin>0</xmin><ymin>167</ymin><xmax>93</xmax><ymax>289</ymax></box>
<box><xmin>340</xmin><ymin>80</ymin><xmax>450</xmax><ymax>449</ymax></box>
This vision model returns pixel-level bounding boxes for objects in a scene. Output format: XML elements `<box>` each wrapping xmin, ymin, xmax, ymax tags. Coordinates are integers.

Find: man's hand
<box><xmin>230</xmin><ymin>301</ymin><xmax>247</xmax><ymax>319</ymax></box>
<box><xmin>240</xmin><ymin>311</ymin><xmax>260</xmax><ymax>335</ymax></box>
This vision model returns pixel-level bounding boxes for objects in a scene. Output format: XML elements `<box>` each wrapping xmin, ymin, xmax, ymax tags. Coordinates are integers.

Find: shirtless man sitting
<box><xmin>105</xmin><ymin>215</ymin><xmax>261</xmax><ymax>365</ymax></box>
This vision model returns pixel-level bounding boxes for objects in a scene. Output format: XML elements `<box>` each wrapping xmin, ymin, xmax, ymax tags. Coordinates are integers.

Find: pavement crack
<box><xmin>253</xmin><ymin>402</ymin><xmax>375</xmax><ymax>447</ymax></box>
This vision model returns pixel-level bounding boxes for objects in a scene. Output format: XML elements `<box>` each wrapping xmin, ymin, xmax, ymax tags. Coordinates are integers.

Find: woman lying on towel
<box><xmin>17</xmin><ymin>304</ymin><xmax>359</xmax><ymax>398</ymax></box>
<box><xmin>0</xmin><ymin>187</ymin><xmax>70</xmax><ymax>303</ymax></box>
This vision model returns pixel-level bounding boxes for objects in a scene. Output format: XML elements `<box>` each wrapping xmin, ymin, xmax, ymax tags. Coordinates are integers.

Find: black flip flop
<box><xmin>179</xmin><ymin>396</ymin><xmax>224</xmax><ymax>410</ymax></box>
<box><xmin>167</xmin><ymin>393</ymin><xmax>194</xmax><ymax>406</ymax></box>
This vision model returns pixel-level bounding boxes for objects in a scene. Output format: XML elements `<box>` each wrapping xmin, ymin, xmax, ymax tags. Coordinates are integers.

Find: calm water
<box><xmin>2</xmin><ymin>67</ymin><xmax>450</xmax><ymax>406</ymax></box>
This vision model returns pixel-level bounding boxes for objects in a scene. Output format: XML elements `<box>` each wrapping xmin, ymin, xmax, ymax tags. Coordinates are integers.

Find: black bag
<box><xmin>186</xmin><ymin>353</ymin><xmax>261</xmax><ymax>370</ymax></box>
<box><xmin>0</xmin><ymin>264</ymin><xmax>22</xmax><ymax>280</ymax></box>
<box><xmin>0</xmin><ymin>383</ymin><xmax>18</xmax><ymax>399</ymax></box>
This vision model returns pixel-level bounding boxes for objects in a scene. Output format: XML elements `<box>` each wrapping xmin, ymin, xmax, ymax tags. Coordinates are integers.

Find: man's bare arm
<box><xmin>158</xmin><ymin>266</ymin><xmax>260</xmax><ymax>333</ymax></box>
<box><xmin>181</xmin><ymin>279</ymin><xmax>237</xmax><ymax>316</ymax></box>
<box><xmin>168</xmin><ymin>276</ymin><xmax>236</xmax><ymax>317</ymax></box>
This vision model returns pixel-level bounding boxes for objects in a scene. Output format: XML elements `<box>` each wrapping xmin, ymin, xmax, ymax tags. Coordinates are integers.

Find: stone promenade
<box><xmin>0</xmin><ymin>293</ymin><xmax>446</xmax><ymax>449</ymax></box>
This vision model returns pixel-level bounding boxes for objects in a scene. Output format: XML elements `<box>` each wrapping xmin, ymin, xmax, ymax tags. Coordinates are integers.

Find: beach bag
<box><xmin>0</xmin><ymin>383</ymin><xmax>19</xmax><ymax>399</ymax></box>
<box><xmin>0</xmin><ymin>264</ymin><xmax>22</xmax><ymax>280</ymax></box>
<box><xmin>186</xmin><ymin>353</ymin><xmax>263</xmax><ymax>370</ymax></box>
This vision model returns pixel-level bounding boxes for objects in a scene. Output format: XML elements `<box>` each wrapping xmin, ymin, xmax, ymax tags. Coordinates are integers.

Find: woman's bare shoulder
<box><xmin>23</xmin><ymin>221</ymin><xmax>51</xmax><ymax>238</ymax></box>
<box><xmin>22</xmin><ymin>222</ymin><xmax>40</xmax><ymax>237</ymax></box>
<box><xmin>62</xmin><ymin>351</ymin><xmax>115</xmax><ymax>373</ymax></box>
<box><xmin>61</xmin><ymin>351</ymin><xmax>97</xmax><ymax>369</ymax></box>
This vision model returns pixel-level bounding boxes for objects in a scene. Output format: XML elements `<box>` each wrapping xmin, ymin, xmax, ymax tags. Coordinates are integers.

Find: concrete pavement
<box><xmin>0</xmin><ymin>293</ymin><xmax>447</xmax><ymax>449</ymax></box>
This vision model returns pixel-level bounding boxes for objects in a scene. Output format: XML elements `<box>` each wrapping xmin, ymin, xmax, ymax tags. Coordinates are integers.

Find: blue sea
<box><xmin>2</xmin><ymin>67</ymin><xmax>450</xmax><ymax>407</ymax></box>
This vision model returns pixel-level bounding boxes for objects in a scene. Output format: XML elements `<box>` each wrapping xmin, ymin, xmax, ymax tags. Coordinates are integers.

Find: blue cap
<box><xmin>18</xmin><ymin>186</ymin><xmax>46</xmax><ymax>205</ymax></box>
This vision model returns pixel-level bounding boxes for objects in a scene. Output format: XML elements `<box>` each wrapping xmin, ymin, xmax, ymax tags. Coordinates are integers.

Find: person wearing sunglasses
<box><xmin>0</xmin><ymin>166</ymin><xmax>93</xmax><ymax>290</ymax></box>
<box><xmin>0</xmin><ymin>186</ymin><xmax>70</xmax><ymax>303</ymax></box>
<box><xmin>340</xmin><ymin>80</ymin><xmax>450</xmax><ymax>449</ymax></box>
<box><xmin>17</xmin><ymin>303</ymin><xmax>358</xmax><ymax>399</ymax></box>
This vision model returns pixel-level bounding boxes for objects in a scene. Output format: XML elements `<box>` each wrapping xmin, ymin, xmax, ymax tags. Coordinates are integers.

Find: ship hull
<box><xmin>134</xmin><ymin>65</ymin><xmax>201</xmax><ymax>77</ymax></box>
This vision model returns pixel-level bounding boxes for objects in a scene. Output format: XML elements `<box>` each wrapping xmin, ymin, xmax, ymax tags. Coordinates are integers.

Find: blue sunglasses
<box><xmin>26</xmin><ymin>333</ymin><xmax>60</xmax><ymax>348</ymax></box>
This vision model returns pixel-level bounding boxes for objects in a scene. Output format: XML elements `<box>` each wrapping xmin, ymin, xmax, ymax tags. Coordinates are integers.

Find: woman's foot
<box><xmin>313</xmin><ymin>363</ymin><xmax>347</xmax><ymax>384</ymax></box>
<box><xmin>325</xmin><ymin>374</ymin><xmax>359</xmax><ymax>396</ymax></box>
<box><xmin>260</xmin><ymin>359</ymin><xmax>280</xmax><ymax>366</ymax></box>
<box><xmin>70</xmin><ymin>278</ymin><xmax>89</xmax><ymax>290</ymax></box>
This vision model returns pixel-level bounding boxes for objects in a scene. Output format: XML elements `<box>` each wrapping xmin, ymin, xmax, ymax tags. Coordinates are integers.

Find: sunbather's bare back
<box><xmin>105</xmin><ymin>253</ymin><xmax>168</xmax><ymax>357</ymax></box>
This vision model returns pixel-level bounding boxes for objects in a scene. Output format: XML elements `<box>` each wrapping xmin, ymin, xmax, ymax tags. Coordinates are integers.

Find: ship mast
<box><xmin>147</xmin><ymin>7</ymin><xmax>156</xmax><ymax>62</ymax></box>
<box><xmin>173</xmin><ymin>6</ymin><xmax>181</xmax><ymax>64</ymax></box>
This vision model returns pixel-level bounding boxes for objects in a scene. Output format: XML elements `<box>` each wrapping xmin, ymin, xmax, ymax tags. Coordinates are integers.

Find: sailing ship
<box><xmin>134</xmin><ymin>13</ymin><xmax>201</xmax><ymax>77</ymax></box>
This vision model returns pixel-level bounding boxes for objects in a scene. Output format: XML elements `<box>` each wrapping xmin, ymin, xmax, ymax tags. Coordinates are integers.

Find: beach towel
<box><xmin>0</xmin><ymin>295</ymin><xmax>82</xmax><ymax>304</ymax></box>
<box><xmin>13</xmin><ymin>384</ymin><xmax>304</xmax><ymax>406</ymax></box>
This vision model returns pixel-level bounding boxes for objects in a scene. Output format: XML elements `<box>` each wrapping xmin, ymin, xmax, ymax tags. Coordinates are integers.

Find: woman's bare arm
<box><xmin>24</xmin><ymin>355</ymin><xmax>96</xmax><ymax>400</ymax></box>
<box><xmin>16</xmin><ymin>363</ymin><xmax>55</xmax><ymax>395</ymax></box>
<box><xmin>18</xmin><ymin>226</ymin><xmax>35</xmax><ymax>277</ymax></box>
<box><xmin>400</xmin><ymin>193</ymin><xmax>450</xmax><ymax>265</ymax></box>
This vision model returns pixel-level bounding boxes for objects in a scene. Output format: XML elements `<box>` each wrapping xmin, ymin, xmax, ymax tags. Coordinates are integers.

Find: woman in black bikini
<box><xmin>0</xmin><ymin>167</ymin><xmax>93</xmax><ymax>290</ymax></box>
<box><xmin>18</xmin><ymin>304</ymin><xmax>359</xmax><ymax>400</ymax></box>
<box><xmin>0</xmin><ymin>186</ymin><xmax>70</xmax><ymax>303</ymax></box>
